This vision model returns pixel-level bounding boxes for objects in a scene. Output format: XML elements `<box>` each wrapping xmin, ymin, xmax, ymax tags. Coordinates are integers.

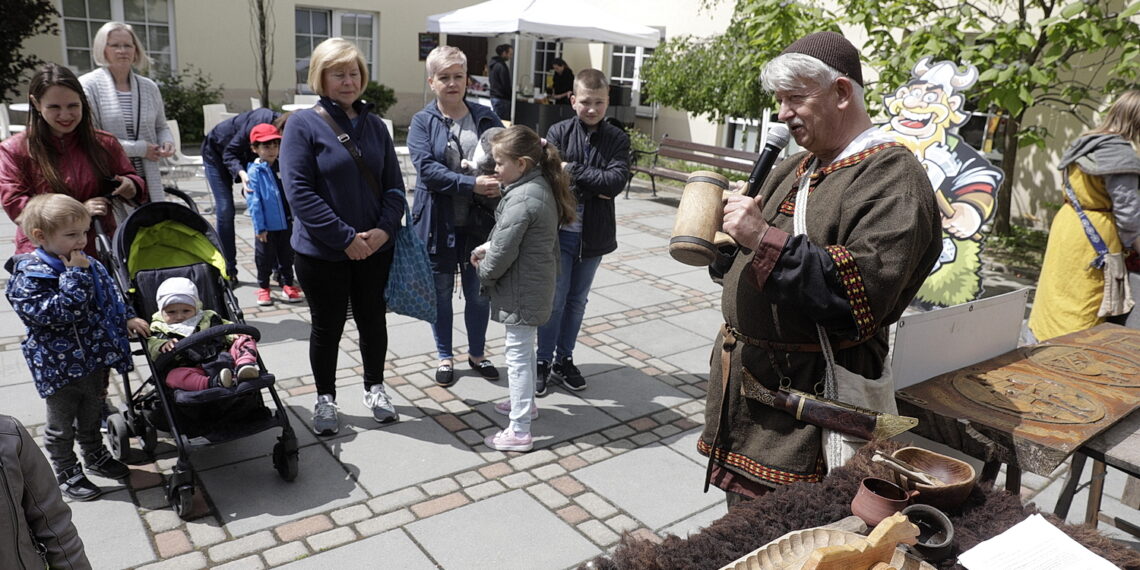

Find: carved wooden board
<box><xmin>896</xmin><ymin>324</ymin><xmax>1140</xmax><ymax>475</ymax></box>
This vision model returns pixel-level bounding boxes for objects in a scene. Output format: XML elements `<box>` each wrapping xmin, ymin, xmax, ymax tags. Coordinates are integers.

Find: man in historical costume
<box><xmin>697</xmin><ymin>31</ymin><xmax>943</xmax><ymax>506</ymax></box>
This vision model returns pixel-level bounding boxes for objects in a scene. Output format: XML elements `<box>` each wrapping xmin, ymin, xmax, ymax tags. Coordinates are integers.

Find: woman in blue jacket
<box><xmin>408</xmin><ymin>46</ymin><xmax>504</xmax><ymax>387</ymax></box>
<box><xmin>279</xmin><ymin>38</ymin><xmax>405</xmax><ymax>436</ymax></box>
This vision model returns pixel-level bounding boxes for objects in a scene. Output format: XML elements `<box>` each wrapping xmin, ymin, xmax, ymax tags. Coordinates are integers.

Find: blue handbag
<box><xmin>384</xmin><ymin>190</ymin><xmax>437</xmax><ymax>322</ymax></box>
<box><xmin>314</xmin><ymin>106</ymin><xmax>436</xmax><ymax>322</ymax></box>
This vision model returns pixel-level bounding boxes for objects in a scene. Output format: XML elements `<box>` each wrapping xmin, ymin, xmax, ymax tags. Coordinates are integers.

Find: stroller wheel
<box><xmin>169</xmin><ymin>484</ymin><xmax>195</xmax><ymax>519</ymax></box>
<box><xmin>106</xmin><ymin>413</ymin><xmax>130</xmax><ymax>461</ymax></box>
<box><xmin>273</xmin><ymin>440</ymin><xmax>299</xmax><ymax>482</ymax></box>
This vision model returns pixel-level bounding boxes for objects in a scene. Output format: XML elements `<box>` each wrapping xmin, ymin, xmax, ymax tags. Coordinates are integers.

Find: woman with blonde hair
<box><xmin>408</xmin><ymin>45</ymin><xmax>504</xmax><ymax>388</ymax></box>
<box><xmin>79</xmin><ymin>21</ymin><xmax>173</xmax><ymax>203</ymax></box>
<box><xmin>279</xmin><ymin>38</ymin><xmax>406</xmax><ymax>436</ymax></box>
<box><xmin>1029</xmin><ymin>90</ymin><xmax>1140</xmax><ymax>340</ymax></box>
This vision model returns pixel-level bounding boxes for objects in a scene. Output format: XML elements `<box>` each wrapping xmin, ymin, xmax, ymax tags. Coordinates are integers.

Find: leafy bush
<box><xmin>362</xmin><ymin>81</ymin><xmax>396</xmax><ymax>117</ymax></box>
<box><xmin>154</xmin><ymin>65</ymin><xmax>223</xmax><ymax>144</ymax></box>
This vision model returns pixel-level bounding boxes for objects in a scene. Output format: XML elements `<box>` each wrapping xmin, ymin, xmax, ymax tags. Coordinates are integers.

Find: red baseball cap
<box><xmin>250</xmin><ymin>123</ymin><xmax>282</xmax><ymax>143</ymax></box>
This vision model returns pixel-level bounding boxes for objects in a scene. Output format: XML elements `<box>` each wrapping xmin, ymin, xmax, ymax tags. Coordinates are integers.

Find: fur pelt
<box><xmin>583</xmin><ymin>440</ymin><xmax>1140</xmax><ymax>570</ymax></box>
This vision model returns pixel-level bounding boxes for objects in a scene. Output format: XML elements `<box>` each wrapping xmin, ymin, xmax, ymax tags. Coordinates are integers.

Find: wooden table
<box><xmin>896</xmin><ymin>324</ymin><xmax>1140</xmax><ymax>495</ymax></box>
<box><xmin>1054</xmin><ymin>407</ymin><xmax>1140</xmax><ymax>537</ymax></box>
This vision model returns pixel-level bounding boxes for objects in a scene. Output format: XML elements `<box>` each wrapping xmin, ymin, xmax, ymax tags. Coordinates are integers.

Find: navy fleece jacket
<box><xmin>279</xmin><ymin>97</ymin><xmax>405</xmax><ymax>261</ymax></box>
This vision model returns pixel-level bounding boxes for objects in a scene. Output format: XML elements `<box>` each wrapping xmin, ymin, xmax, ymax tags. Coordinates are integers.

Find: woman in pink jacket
<box><xmin>0</xmin><ymin>63</ymin><xmax>144</xmax><ymax>256</ymax></box>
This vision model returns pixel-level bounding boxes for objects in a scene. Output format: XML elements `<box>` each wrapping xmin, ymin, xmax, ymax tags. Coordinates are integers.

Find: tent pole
<box><xmin>511</xmin><ymin>33</ymin><xmax>520</xmax><ymax>123</ymax></box>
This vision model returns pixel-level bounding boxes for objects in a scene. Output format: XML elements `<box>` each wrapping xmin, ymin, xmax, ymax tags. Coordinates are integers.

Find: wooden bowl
<box><xmin>891</xmin><ymin>447</ymin><xmax>977</xmax><ymax>511</ymax></box>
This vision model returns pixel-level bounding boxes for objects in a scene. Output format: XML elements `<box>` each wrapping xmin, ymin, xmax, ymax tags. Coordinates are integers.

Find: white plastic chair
<box><xmin>202</xmin><ymin>103</ymin><xmax>229</xmax><ymax>136</ymax></box>
<box><xmin>161</xmin><ymin>119</ymin><xmax>204</xmax><ymax>185</ymax></box>
<box><xmin>293</xmin><ymin>94</ymin><xmax>320</xmax><ymax>106</ymax></box>
<box><xmin>0</xmin><ymin>103</ymin><xmax>26</xmax><ymax>140</ymax></box>
<box><xmin>250</xmin><ymin>96</ymin><xmax>264</xmax><ymax>110</ymax></box>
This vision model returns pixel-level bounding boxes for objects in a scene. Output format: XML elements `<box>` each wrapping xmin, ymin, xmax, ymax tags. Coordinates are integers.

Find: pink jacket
<box><xmin>0</xmin><ymin>130</ymin><xmax>145</xmax><ymax>255</ymax></box>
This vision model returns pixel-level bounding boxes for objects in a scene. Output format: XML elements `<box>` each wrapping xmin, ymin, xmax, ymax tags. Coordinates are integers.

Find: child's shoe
<box><xmin>256</xmin><ymin>288</ymin><xmax>273</xmax><ymax>306</ymax></box>
<box><xmin>57</xmin><ymin>465</ymin><xmax>102</xmax><ymax>501</ymax></box>
<box><xmin>236</xmin><ymin>364</ymin><xmax>260</xmax><ymax>381</ymax></box>
<box><xmin>494</xmin><ymin>399</ymin><xmax>538</xmax><ymax>420</ymax></box>
<box><xmin>84</xmin><ymin>448</ymin><xmax>130</xmax><ymax>479</ymax></box>
<box><xmin>484</xmin><ymin>428</ymin><xmax>533</xmax><ymax>452</ymax></box>
<box><xmin>208</xmin><ymin>368</ymin><xmax>234</xmax><ymax>388</ymax></box>
<box><xmin>282</xmin><ymin>285</ymin><xmax>304</xmax><ymax>303</ymax></box>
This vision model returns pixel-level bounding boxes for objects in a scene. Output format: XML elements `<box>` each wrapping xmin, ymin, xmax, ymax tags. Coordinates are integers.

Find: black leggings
<box><xmin>294</xmin><ymin>249</ymin><xmax>393</xmax><ymax>399</ymax></box>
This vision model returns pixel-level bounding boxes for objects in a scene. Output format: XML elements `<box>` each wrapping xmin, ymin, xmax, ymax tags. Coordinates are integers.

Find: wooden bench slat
<box><xmin>625</xmin><ymin>135</ymin><xmax>760</xmax><ymax>198</ymax></box>
<box><xmin>657</xmin><ymin>146</ymin><xmax>754</xmax><ymax>172</ymax></box>
<box><xmin>661</xmin><ymin>137</ymin><xmax>757</xmax><ymax>162</ymax></box>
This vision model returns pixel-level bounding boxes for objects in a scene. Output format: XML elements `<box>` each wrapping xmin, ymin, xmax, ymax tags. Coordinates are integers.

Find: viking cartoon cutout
<box><xmin>881</xmin><ymin>57</ymin><xmax>1004</xmax><ymax>308</ymax></box>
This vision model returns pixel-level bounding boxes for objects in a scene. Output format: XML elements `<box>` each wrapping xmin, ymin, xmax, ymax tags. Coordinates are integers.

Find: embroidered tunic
<box><xmin>698</xmin><ymin>143</ymin><xmax>941</xmax><ymax>494</ymax></box>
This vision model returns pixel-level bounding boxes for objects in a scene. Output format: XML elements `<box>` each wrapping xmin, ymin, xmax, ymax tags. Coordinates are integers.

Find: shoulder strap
<box><xmin>1062</xmin><ymin>176</ymin><xmax>1109</xmax><ymax>269</ymax></box>
<box><xmin>313</xmin><ymin>104</ymin><xmax>383</xmax><ymax>201</ymax></box>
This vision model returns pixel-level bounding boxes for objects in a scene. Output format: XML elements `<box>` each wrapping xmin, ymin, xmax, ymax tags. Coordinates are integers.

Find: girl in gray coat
<box><xmin>473</xmin><ymin>126</ymin><xmax>576</xmax><ymax>451</ymax></box>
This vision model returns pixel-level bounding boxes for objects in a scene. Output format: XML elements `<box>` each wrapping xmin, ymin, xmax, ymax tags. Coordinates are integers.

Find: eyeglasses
<box><xmin>108</xmin><ymin>43</ymin><xmax>135</xmax><ymax>51</ymax></box>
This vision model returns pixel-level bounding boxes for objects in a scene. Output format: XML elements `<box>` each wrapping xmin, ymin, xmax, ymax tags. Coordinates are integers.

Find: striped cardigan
<box><xmin>79</xmin><ymin>67</ymin><xmax>173</xmax><ymax>203</ymax></box>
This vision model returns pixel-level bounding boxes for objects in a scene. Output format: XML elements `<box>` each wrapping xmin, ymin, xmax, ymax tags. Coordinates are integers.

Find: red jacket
<box><xmin>0</xmin><ymin>130</ymin><xmax>145</xmax><ymax>255</ymax></box>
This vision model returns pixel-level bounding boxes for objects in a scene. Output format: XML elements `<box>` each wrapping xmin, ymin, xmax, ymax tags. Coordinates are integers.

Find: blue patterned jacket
<box><xmin>4</xmin><ymin>250</ymin><xmax>136</xmax><ymax>397</ymax></box>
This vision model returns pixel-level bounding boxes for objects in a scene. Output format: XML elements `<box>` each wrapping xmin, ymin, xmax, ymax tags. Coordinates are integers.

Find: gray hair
<box><xmin>761</xmin><ymin>53</ymin><xmax>864</xmax><ymax>111</ymax></box>
<box><xmin>426</xmin><ymin>46</ymin><xmax>467</xmax><ymax>78</ymax></box>
<box><xmin>92</xmin><ymin>21</ymin><xmax>151</xmax><ymax>73</ymax></box>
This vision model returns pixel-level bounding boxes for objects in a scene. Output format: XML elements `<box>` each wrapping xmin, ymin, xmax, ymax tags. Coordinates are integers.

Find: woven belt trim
<box><xmin>697</xmin><ymin>439</ymin><xmax>824</xmax><ymax>485</ymax></box>
<box><xmin>724</xmin><ymin>324</ymin><xmax>866</xmax><ymax>352</ymax></box>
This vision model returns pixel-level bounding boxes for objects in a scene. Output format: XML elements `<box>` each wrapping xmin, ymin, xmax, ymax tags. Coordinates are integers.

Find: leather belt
<box><xmin>724</xmin><ymin>324</ymin><xmax>866</xmax><ymax>352</ymax></box>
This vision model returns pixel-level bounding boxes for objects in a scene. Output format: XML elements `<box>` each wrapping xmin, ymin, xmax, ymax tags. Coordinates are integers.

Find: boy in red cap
<box><xmin>245</xmin><ymin>123</ymin><xmax>302</xmax><ymax>305</ymax></box>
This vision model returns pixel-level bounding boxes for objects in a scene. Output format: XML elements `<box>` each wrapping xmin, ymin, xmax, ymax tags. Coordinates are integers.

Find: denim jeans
<box><xmin>505</xmin><ymin>324</ymin><xmax>537</xmax><ymax>434</ymax></box>
<box><xmin>204</xmin><ymin>159</ymin><xmax>237</xmax><ymax>277</ymax></box>
<box><xmin>537</xmin><ymin>230</ymin><xmax>602</xmax><ymax>363</ymax></box>
<box><xmin>431</xmin><ymin>263</ymin><xmax>490</xmax><ymax>360</ymax></box>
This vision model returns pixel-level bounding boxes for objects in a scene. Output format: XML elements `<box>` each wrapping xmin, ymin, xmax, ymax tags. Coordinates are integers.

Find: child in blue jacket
<box><xmin>4</xmin><ymin>194</ymin><xmax>150</xmax><ymax>501</ymax></box>
<box><xmin>245</xmin><ymin>123</ymin><xmax>302</xmax><ymax>306</ymax></box>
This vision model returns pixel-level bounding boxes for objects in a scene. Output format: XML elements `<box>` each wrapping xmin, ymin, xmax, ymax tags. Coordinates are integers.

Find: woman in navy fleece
<box><xmin>279</xmin><ymin>38</ymin><xmax>406</xmax><ymax>436</ymax></box>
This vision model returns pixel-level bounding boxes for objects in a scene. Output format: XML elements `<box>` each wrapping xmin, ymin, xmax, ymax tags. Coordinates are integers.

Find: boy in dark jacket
<box><xmin>5</xmin><ymin>194</ymin><xmax>150</xmax><ymax>501</ymax></box>
<box><xmin>539</xmin><ymin>69</ymin><xmax>631</xmax><ymax>395</ymax></box>
<box><xmin>244</xmin><ymin>123</ymin><xmax>302</xmax><ymax>306</ymax></box>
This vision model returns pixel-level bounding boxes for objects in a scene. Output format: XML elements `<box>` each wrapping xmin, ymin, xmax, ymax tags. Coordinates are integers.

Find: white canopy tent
<box><xmin>426</xmin><ymin>0</ymin><xmax>660</xmax><ymax>120</ymax></box>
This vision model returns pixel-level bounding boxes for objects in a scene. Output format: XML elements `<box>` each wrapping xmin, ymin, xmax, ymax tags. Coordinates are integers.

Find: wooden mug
<box><xmin>670</xmin><ymin>171</ymin><xmax>736</xmax><ymax>266</ymax></box>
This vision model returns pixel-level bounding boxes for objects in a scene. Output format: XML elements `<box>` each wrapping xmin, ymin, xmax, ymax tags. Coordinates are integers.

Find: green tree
<box><xmin>155</xmin><ymin>65</ymin><xmax>224</xmax><ymax>144</ymax></box>
<box><xmin>249</xmin><ymin>0</ymin><xmax>275</xmax><ymax>108</ymax></box>
<box><xmin>643</xmin><ymin>0</ymin><xmax>1140</xmax><ymax>234</ymax></box>
<box><xmin>0</xmin><ymin>0</ymin><xmax>59</xmax><ymax>102</ymax></box>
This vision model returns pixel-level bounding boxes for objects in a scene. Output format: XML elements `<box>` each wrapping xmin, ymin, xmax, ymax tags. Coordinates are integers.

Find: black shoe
<box><xmin>58</xmin><ymin>465</ymin><xmax>102</xmax><ymax>501</ymax></box>
<box><xmin>535</xmin><ymin>360</ymin><xmax>551</xmax><ymax>397</ymax></box>
<box><xmin>435</xmin><ymin>363</ymin><xmax>456</xmax><ymax>387</ymax></box>
<box><xmin>553</xmin><ymin>357</ymin><xmax>586</xmax><ymax>391</ymax></box>
<box><xmin>85</xmin><ymin>448</ymin><xmax>130</xmax><ymax>480</ymax></box>
<box><xmin>468</xmin><ymin>358</ymin><xmax>500</xmax><ymax>381</ymax></box>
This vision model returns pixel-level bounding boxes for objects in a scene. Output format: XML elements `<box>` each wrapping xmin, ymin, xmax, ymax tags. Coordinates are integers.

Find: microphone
<box><xmin>744</xmin><ymin>124</ymin><xmax>791</xmax><ymax>198</ymax></box>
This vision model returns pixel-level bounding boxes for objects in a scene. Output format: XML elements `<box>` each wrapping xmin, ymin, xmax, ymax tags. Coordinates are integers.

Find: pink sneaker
<box><xmin>484</xmin><ymin>428</ymin><xmax>533</xmax><ymax>452</ymax></box>
<box><xmin>494</xmin><ymin>400</ymin><xmax>538</xmax><ymax>420</ymax></box>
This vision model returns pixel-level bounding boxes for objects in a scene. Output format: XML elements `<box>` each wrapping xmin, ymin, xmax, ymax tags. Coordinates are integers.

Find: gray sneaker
<box><xmin>364</xmin><ymin>384</ymin><xmax>399</xmax><ymax>425</ymax></box>
<box><xmin>312</xmin><ymin>394</ymin><xmax>339</xmax><ymax>435</ymax></box>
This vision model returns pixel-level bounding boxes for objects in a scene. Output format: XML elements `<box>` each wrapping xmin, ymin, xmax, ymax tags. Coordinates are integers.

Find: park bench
<box><xmin>626</xmin><ymin>135</ymin><xmax>757</xmax><ymax>198</ymax></box>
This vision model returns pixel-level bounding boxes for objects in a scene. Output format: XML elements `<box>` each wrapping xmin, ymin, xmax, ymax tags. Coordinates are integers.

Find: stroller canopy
<box><xmin>113</xmin><ymin>202</ymin><xmax>229</xmax><ymax>280</ymax></box>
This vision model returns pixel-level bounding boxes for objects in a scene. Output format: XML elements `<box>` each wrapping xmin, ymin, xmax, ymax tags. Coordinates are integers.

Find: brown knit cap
<box><xmin>780</xmin><ymin>31</ymin><xmax>863</xmax><ymax>87</ymax></box>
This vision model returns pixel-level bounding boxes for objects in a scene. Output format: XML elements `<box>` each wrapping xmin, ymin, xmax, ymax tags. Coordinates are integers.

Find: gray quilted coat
<box><xmin>477</xmin><ymin>169</ymin><xmax>560</xmax><ymax>326</ymax></box>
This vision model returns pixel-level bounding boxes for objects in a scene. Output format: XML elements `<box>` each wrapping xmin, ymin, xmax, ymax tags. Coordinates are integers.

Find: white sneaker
<box><xmin>312</xmin><ymin>394</ymin><xmax>339</xmax><ymax>435</ymax></box>
<box><xmin>364</xmin><ymin>384</ymin><xmax>399</xmax><ymax>425</ymax></box>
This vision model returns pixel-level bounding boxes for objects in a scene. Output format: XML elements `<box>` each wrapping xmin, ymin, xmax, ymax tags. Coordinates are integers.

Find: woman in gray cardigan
<box><xmin>80</xmin><ymin>21</ymin><xmax>173</xmax><ymax>203</ymax></box>
<box><xmin>473</xmin><ymin>126</ymin><xmax>576</xmax><ymax>452</ymax></box>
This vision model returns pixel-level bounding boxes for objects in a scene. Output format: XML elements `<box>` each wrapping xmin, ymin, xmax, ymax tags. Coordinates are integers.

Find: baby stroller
<box><xmin>99</xmin><ymin>201</ymin><xmax>298</xmax><ymax>518</ymax></box>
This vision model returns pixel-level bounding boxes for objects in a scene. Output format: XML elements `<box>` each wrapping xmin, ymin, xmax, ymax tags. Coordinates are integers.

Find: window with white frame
<box><xmin>532</xmin><ymin>41</ymin><xmax>561</xmax><ymax>93</ymax></box>
<box><xmin>295</xmin><ymin>8</ymin><xmax>378</xmax><ymax>93</ymax></box>
<box><xmin>609</xmin><ymin>33</ymin><xmax>660</xmax><ymax>117</ymax></box>
<box><xmin>61</xmin><ymin>0</ymin><xmax>174</xmax><ymax>73</ymax></box>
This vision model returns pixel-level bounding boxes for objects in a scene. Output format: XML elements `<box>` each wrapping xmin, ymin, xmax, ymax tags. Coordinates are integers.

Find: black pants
<box><xmin>43</xmin><ymin>370</ymin><xmax>105</xmax><ymax>472</ymax></box>
<box><xmin>294</xmin><ymin>249</ymin><xmax>393</xmax><ymax>400</ymax></box>
<box><xmin>255</xmin><ymin>228</ymin><xmax>295</xmax><ymax>288</ymax></box>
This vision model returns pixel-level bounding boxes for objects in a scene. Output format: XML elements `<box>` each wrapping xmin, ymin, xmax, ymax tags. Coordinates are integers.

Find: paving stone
<box><xmin>155</xmin><ymin>529</ymin><xmax>193</xmax><ymax>558</ymax></box>
<box><xmin>653</xmin><ymin>424</ymin><xmax>683</xmax><ymax>439</ymax></box>
<box><xmin>330</xmin><ymin>504</ymin><xmax>372</xmax><ymax>526</ymax></box>
<box><xmin>578</xmin><ymin>519</ymin><xmax>621</xmax><ymax>546</ymax></box>
<box><xmin>356</xmin><ymin>509</ymin><xmax>415</xmax><ymax>537</ymax></box>
<box><xmin>213</xmin><ymin>555</ymin><xmax>266</xmax><ymax>570</ymax></box>
<box><xmin>629</xmin><ymin>527</ymin><xmax>665</xmax><ymax>544</ymax></box>
<box><xmin>137</xmin><ymin>486</ymin><xmax>171</xmax><ymax>510</ymax></box>
<box><xmin>606</xmin><ymin>514</ymin><xmax>640</xmax><ymax>534</ymax></box>
<box><xmin>500</xmin><ymin>471</ymin><xmax>537</xmax><ymax>489</ymax></box>
<box><xmin>558</xmin><ymin>505</ymin><xmax>591</xmax><ymax>524</ymax></box>
<box><xmin>186</xmin><ymin>518</ymin><xmax>228</xmax><ymax>547</ymax></box>
<box><xmin>550</xmin><ymin>475</ymin><xmax>587</xmax><ymax>496</ymax></box>
<box><xmin>277</xmin><ymin>529</ymin><xmax>436</xmax><ymax>569</ymax></box>
<box><xmin>527</xmin><ymin>482</ymin><xmax>571</xmax><ymax>509</ymax></box>
<box><xmin>146</xmin><ymin>509</ymin><xmax>185</xmax><ymax>533</ymax></box>
<box><xmin>508</xmin><ymin>449</ymin><xmax>558</xmax><ymax>470</ymax></box>
<box><xmin>575</xmin><ymin>433</ymin><xmax>607</xmax><ymax>448</ymax></box>
<box><xmin>263</xmin><ymin>542</ymin><xmax>310</xmax><ymax>567</ymax></box>
<box><xmin>136</xmin><ymin>551</ymin><xmax>208</xmax><ymax>570</ymax></box>
<box><xmin>560</xmin><ymin>455</ymin><xmax>589</xmax><ymax>471</ymax></box>
<box><xmin>367</xmin><ymin>487</ymin><xmax>426</xmax><ymax>514</ymax></box>
<box><xmin>631</xmin><ymin>432</ymin><xmax>660</xmax><ymax>446</ymax></box>
<box><xmin>661</xmin><ymin>503</ymin><xmax>729</xmax><ymax>539</ymax></box>
<box><xmin>479</xmin><ymin>462</ymin><xmax>513</xmax><ymax>480</ymax></box>
<box><xmin>574</xmin><ymin>492</ymin><xmax>619</xmax><ymax>519</ymax></box>
<box><xmin>579</xmin><ymin>447</ymin><xmax>613</xmax><ymax>463</ymax></box>
<box><xmin>204</xmin><ymin>530</ymin><xmax>275</xmax><ymax>564</ymax></box>
<box><xmin>411</xmin><ymin>491</ymin><xmax>470</xmax><ymax>518</ymax></box>
<box><xmin>460</xmin><ymin>411</ymin><xmax>493</xmax><ymax>429</ymax></box>
<box><xmin>69</xmin><ymin>488</ymin><xmax>155</xmax><ymax>568</ymax></box>
<box><xmin>407</xmin><ymin>490</ymin><xmax>599</xmax><ymax>568</ymax></box>
<box><xmin>466</xmin><ymin>480</ymin><xmax>508</xmax><ymax>501</ymax></box>
<box><xmin>276</xmin><ymin>515</ymin><xmax>334</xmax><ymax>542</ymax></box>
<box><xmin>306</xmin><ymin>526</ymin><xmax>357</xmax><ymax>551</ymax></box>
<box><xmin>422</xmin><ymin>477</ymin><xmax>460</xmax><ymax>496</ymax></box>
<box><xmin>455</xmin><ymin>470</ymin><xmax>486</xmax><ymax>487</ymax></box>
<box><xmin>532</xmin><ymin>463</ymin><xmax>567</xmax><ymax>480</ymax></box>
<box><xmin>554</xmin><ymin>443</ymin><xmax>582</xmax><ymax>457</ymax></box>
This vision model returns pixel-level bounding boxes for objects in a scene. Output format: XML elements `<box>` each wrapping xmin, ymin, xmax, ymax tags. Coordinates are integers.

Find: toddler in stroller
<box><xmin>147</xmin><ymin>277</ymin><xmax>260</xmax><ymax>390</ymax></box>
